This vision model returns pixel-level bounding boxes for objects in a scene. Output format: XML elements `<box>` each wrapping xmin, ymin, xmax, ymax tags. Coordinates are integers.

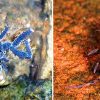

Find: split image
<box><xmin>0</xmin><ymin>0</ymin><xmax>100</xmax><ymax>99</ymax></box>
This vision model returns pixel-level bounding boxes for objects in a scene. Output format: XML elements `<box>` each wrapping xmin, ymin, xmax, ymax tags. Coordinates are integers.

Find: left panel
<box><xmin>0</xmin><ymin>0</ymin><xmax>53</xmax><ymax>99</ymax></box>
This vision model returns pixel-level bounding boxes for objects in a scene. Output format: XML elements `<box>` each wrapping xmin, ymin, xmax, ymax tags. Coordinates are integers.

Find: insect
<box><xmin>88</xmin><ymin>49</ymin><xmax>100</xmax><ymax>73</ymax></box>
<box><xmin>0</xmin><ymin>26</ymin><xmax>33</xmax><ymax>77</ymax></box>
<box><xmin>66</xmin><ymin>49</ymin><xmax>100</xmax><ymax>89</ymax></box>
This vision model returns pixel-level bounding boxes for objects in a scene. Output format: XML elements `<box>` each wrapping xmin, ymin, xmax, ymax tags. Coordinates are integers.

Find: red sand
<box><xmin>54</xmin><ymin>0</ymin><xmax>100</xmax><ymax>99</ymax></box>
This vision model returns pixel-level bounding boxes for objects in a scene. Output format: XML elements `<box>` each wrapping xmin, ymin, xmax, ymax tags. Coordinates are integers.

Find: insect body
<box><xmin>0</xmin><ymin>26</ymin><xmax>33</xmax><ymax>83</ymax></box>
<box><xmin>88</xmin><ymin>48</ymin><xmax>100</xmax><ymax>73</ymax></box>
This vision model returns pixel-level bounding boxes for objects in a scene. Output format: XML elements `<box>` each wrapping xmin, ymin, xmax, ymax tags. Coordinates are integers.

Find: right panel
<box><xmin>54</xmin><ymin>0</ymin><xmax>100</xmax><ymax>99</ymax></box>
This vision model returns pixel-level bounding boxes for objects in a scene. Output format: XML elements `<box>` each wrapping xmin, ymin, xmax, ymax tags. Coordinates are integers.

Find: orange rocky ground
<box><xmin>54</xmin><ymin>0</ymin><xmax>100</xmax><ymax>99</ymax></box>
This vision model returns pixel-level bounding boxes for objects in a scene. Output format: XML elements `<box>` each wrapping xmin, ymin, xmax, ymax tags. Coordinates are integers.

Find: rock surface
<box><xmin>0</xmin><ymin>0</ymin><xmax>52</xmax><ymax>86</ymax></box>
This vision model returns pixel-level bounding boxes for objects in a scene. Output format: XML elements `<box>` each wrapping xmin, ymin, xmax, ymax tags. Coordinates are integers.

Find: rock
<box><xmin>0</xmin><ymin>0</ymin><xmax>52</xmax><ymax>85</ymax></box>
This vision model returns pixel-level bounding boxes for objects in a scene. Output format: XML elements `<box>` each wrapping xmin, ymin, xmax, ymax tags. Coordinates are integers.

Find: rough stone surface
<box><xmin>0</xmin><ymin>0</ymin><xmax>52</xmax><ymax>85</ymax></box>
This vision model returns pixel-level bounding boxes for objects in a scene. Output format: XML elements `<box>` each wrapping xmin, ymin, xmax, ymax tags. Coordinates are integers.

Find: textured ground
<box><xmin>54</xmin><ymin>0</ymin><xmax>100</xmax><ymax>99</ymax></box>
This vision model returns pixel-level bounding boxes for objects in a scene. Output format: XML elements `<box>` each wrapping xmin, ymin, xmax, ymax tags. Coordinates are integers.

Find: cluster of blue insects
<box><xmin>0</xmin><ymin>26</ymin><xmax>33</xmax><ymax>74</ymax></box>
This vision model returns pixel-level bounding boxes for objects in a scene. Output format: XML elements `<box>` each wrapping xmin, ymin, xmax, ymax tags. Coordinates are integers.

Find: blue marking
<box><xmin>24</xmin><ymin>39</ymin><xmax>32</xmax><ymax>59</ymax></box>
<box><xmin>0</xmin><ymin>26</ymin><xmax>33</xmax><ymax>73</ymax></box>
<box><xmin>12</xmin><ymin>28</ymin><xmax>33</xmax><ymax>47</ymax></box>
<box><xmin>0</xmin><ymin>26</ymin><xmax>9</xmax><ymax>39</ymax></box>
<box><xmin>10</xmin><ymin>46</ymin><xmax>28</xmax><ymax>59</ymax></box>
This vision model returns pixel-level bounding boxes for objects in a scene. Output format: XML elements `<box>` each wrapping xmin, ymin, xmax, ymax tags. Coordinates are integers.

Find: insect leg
<box><xmin>0</xmin><ymin>57</ymin><xmax>9</xmax><ymax>62</ymax></box>
<box><xmin>23</xmin><ymin>39</ymin><xmax>32</xmax><ymax>59</ymax></box>
<box><xmin>12</xmin><ymin>28</ymin><xmax>34</xmax><ymax>47</ymax></box>
<box><xmin>88</xmin><ymin>49</ymin><xmax>100</xmax><ymax>56</ymax></box>
<box><xmin>2</xmin><ymin>41</ymin><xmax>11</xmax><ymax>51</ymax></box>
<box><xmin>10</xmin><ymin>46</ymin><xmax>29</xmax><ymax>59</ymax></box>
<box><xmin>93</xmin><ymin>62</ymin><xmax>99</xmax><ymax>73</ymax></box>
<box><xmin>0</xmin><ymin>26</ymin><xmax>9</xmax><ymax>39</ymax></box>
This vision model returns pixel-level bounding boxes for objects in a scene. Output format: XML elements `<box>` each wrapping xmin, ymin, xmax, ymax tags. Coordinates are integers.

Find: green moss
<box><xmin>0</xmin><ymin>75</ymin><xmax>52</xmax><ymax>100</ymax></box>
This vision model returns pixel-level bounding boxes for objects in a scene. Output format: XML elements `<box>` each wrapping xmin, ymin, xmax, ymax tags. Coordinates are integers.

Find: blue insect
<box><xmin>0</xmin><ymin>26</ymin><xmax>33</xmax><ymax>74</ymax></box>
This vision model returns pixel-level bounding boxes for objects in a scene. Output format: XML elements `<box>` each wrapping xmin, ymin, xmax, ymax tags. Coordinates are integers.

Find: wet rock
<box><xmin>0</xmin><ymin>0</ymin><xmax>52</xmax><ymax>86</ymax></box>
